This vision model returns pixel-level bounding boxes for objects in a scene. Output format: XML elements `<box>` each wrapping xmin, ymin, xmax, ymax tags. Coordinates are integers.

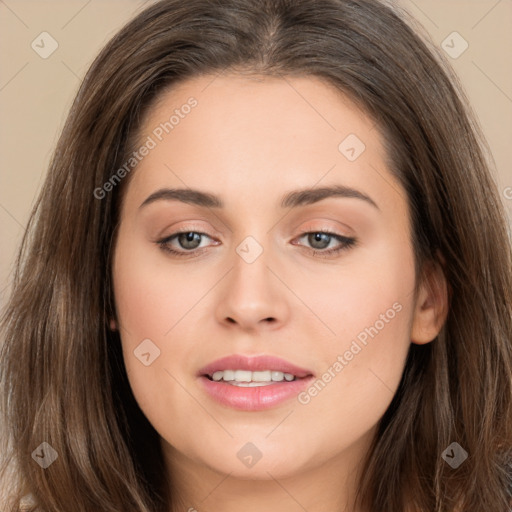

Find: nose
<box><xmin>215</xmin><ymin>242</ymin><xmax>290</xmax><ymax>332</ymax></box>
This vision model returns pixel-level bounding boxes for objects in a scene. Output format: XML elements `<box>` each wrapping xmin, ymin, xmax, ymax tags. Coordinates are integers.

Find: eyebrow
<box><xmin>139</xmin><ymin>185</ymin><xmax>379</xmax><ymax>210</ymax></box>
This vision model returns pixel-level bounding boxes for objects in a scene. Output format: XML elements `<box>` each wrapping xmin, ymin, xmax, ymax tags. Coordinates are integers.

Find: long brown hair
<box><xmin>1</xmin><ymin>0</ymin><xmax>511</xmax><ymax>510</ymax></box>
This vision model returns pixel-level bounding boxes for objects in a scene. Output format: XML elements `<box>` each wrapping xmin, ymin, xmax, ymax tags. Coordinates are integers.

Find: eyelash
<box><xmin>156</xmin><ymin>230</ymin><xmax>357</xmax><ymax>259</ymax></box>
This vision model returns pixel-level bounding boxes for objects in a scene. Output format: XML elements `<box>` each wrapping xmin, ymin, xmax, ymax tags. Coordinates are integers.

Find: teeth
<box><xmin>235</xmin><ymin>370</ymin><xmax>252</xmax><ymax>382</ymax></box>
<box><xmin>210</xmin><ymin>370</ymin><xmax>296</xmax><ymax>383</ymax></box>
<box><xmin>271</xmin><ymin>371</ymin><xmax>284</xmax><ymax>381</ymax></box>
<box><xmin>252</xmin><ymin>371</ymin><xmax>271</xmax><ymax>382</ymax></box>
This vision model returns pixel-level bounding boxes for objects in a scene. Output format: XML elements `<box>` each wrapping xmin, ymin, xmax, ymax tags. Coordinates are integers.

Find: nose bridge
<box><xmin>215</xmin><ymin>232</ymin><xmax>290</xmax><ymax>330</ymax></box>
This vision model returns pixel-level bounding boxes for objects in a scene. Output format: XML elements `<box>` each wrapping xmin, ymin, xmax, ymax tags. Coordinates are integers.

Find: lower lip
<box><xmin>199</xmin><ymin>375</ymin><xmax>314</xmax><ymax>411</ymax></box>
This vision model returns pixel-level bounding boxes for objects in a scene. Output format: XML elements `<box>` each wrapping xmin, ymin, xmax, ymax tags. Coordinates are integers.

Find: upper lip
<box><xmin>198</xmin><ymin>354</ymin><xmax>314</xmax><ymax>378</ymax></box>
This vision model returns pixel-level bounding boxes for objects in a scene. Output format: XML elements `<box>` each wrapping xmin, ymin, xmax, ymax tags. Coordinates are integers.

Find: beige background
<box><xmin>1</xmin><ymin>0</ymin><xmax>511</xmax><ymax>308</ymax></box>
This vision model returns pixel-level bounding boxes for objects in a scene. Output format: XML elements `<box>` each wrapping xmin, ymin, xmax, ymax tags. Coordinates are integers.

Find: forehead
<box><xmin>123</xmin><ymin>73</ymin><xmax>404</xmax><ymax>217</ymax></box>
<box><xmin>141</xmin><ymin>72</ymin><xmax>377</xmax><ymax>148</ymax></box>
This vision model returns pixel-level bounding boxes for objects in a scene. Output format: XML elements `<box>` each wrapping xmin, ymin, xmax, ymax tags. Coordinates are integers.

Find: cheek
<box><xmin>112</xmin><ymin>231</ymin><xmax>205</xmax><ymax>338</ymax></box>
<box><xmin>111</xmin><ymin>231</ymin><xmax>200</xmax><ymax>420</ymax></box>
<box><xmin>295</xmin><ymin>231</ymin><xmax>415</xmax><ymax>352</ymax></box>
<box><xmin>294</xmin><ymin>239</ymin><xmax>416</xmax><ymax>446</ymax></box>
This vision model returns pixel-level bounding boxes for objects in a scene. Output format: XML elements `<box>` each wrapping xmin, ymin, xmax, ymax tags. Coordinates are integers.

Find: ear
<box><xmin>109</xmin><ymin>318</ymin><xmax>118</xmax><ymax>331</ymax></box>
<box><xmin>410</xmin><ymin>257</ymin><xmax>449</xmax><ymax>345</ymax></box>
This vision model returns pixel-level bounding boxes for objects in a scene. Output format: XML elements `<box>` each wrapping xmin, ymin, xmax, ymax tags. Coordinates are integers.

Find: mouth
<box><xmin>198</xmin><ymin>354</ymin><xmax>314</xmax><ymax>410</ymax></box>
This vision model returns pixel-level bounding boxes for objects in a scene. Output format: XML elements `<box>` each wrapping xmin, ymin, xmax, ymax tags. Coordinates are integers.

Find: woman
<box><xmin>1</xmin><ymin>0</ymin><xmax>511</xmax><ymax>510</ymax></box>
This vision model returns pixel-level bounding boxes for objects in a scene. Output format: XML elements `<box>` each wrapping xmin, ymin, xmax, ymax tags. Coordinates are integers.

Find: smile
<box><xmin>198</xmin><ymin>354</ymin><xmax>314</xmax><ymax>410</ymax></box>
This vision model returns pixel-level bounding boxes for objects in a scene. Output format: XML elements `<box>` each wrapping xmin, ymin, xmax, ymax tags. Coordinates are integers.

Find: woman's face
<box><xmin>112</xmin><ymin>73</ymin><xmax>438</xmax><ymax>482</ymax></box>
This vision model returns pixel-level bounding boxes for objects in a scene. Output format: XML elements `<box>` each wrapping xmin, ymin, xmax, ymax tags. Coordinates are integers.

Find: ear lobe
<box><xmin>410</xmin><ymin>258</ymin><xmax>449</xmax><ymax>345</ymax></box>
<box><xmin>109</xmin><ymin>318</ymin><xmax>118</xmax><ymax>331</ymax></box>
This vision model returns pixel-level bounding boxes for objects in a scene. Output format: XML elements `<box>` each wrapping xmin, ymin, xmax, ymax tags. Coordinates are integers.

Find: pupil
<box><xmin>179</xmin><ymin>232</ymin><xmax>200</xmax><ymax>249</ymax></box>
<box><xmin>309</xmin><ymin>233</ymin><xmax>330</xmax><ymax>249</ymax></box>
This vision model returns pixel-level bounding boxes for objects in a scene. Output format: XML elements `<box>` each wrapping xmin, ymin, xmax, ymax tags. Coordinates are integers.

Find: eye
<box><xmin>157</xmin><ymin>231</ymin><xmax>217</xmax><ymax>257</ymax></box>
<box><xmin>294</xmin><ymin>231</ymin><xmax>356</xmax><ymax>257</ymax></box>
<box><xmin>156</xmin><ymin>229</ymin><xmax>356</xmax><ymax>259</ymax></box>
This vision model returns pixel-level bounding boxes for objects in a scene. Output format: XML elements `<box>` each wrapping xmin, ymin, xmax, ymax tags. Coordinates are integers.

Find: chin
<box><xmin>195</xmin><ymin>440</ymin><xmax>314</xmax><ymax>479</ymax></box>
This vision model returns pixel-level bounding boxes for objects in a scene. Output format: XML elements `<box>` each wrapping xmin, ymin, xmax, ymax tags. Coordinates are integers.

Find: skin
<box><xmin>111</xmin><ymin>73</ymin><xmax>448</xmax><ymax>512</ymax></box>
